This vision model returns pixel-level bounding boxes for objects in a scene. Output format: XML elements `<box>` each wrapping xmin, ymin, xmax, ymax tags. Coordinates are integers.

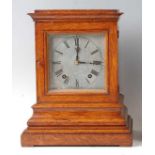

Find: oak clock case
<box><xmin>21</xmin><ymin>10</ymin><xmax>133</xmax><ymax>146</ymax></box>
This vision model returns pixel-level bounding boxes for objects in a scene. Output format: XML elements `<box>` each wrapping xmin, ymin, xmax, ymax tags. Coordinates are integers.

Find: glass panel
<box><xmin>48</xmin><ymin>33</ymin><xmax>107</xmax><ymax>91</ymax></box>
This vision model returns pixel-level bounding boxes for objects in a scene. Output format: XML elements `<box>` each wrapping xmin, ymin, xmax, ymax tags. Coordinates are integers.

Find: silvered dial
<box><xmin>48</xmin><ymin>34</ymin><xmax>105</xmax><ymax>90</ymax></box>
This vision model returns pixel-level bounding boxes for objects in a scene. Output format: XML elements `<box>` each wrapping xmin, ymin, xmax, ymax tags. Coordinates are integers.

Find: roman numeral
<box><xmin>85</xmin><ymin>40</ymin><xmax>89</xmax><ymax>48</ymax></box>
<box><xmin>93</xmin><ymin>60</ymin><xmax>103</xmax><ymax>65</ymax></box>
<box><xmin>55</xmin><ymin>69</ymin><xmax>63</xmax><ymax>77</ymax></box>
<box><xmin>91</xmin><ymin>49</ymin><xmax>98</xmax><ymax>55</ymax></box>
<box><xmin>91</xmin><ymin>69</ymin><xmax>99</xmax><ymax>76</ymax></box>
<box><xmin>55</xmin><ymin>50</ymin><xmax>63</xmax><ymax>55</ymax></box>
<box><xmin>76</xmin><ymin>79</ymin><xmax>79</xmax><ymax>88</ymax></box>
<box><xmin>64</xmin><ymin>41</ymin><xmax>70</xmax><ymax>48</ymax></box>
<box><xmin>52</xmin><ymin>61</ymin><xmax>61</xmax><ymax>64</ymax></box>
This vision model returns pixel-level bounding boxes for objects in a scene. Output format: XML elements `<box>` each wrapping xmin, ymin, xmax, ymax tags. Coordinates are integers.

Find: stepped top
<box><xmin>28</xmin><ymin>10</ymin><xmax>123</xmax><ymax>22</ymax></box>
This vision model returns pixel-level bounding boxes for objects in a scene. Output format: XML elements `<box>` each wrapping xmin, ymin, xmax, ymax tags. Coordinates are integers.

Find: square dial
<box><xmin>48</xmin><ymin>33</ymin><xmax>107</xmax><ymax>91</ymax></box>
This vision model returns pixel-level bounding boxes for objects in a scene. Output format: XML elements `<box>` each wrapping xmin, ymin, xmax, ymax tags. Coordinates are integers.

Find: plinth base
<box><xmin>21</xmin><ymin>116</ymin><xmax>132</xmax><ymax>146</ymax></box>
<box><xmin>21</xmin><ymin>94</ymin><xmax>133</xmax><ymax>146</ymax></box>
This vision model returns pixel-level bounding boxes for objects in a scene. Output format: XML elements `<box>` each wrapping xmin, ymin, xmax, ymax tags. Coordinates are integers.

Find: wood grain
<box><xmin>21</xmin><ymin>116</ymin><xmax>132</xmax><ymax>146</ymax></box>
<box><xmin>34</xmin><ymin>19</ymin><xmax>119</xmax><ymax>103</ymax></box>
<box><xmin>21</xmin><ymin>10</ymin><xmax>132</xmax><ymax>146</ymax></box>
<box><xmin>28</xmin><ymin>9</ymin><xmax>123</xmax><ymax>22</ymax></box>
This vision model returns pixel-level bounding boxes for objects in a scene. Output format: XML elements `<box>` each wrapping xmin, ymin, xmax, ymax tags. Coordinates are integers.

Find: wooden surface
<box><xmin>28</xmin><ymin>9</ymin><xmax>123</xmax><ymax>22</ymax></box>
<box><xmin>22</xmin><ymin>94</ymin><xmax>132</xmax><ymax>146</ymax></box>
<box><xmin>22</xmin><ymin>116</ymin><xmax>132</xmax><ymax>146</ymax></box>
<box><xmin>32</xmin><ymin>10</ymin><xmax>120</xmax><ymax>103</ymax></box>
<box><xmin>21</xmin><ymin>95</ymin><xmax>132</xmax><ymax>146</ymax></box>
<box><xmin>21</xmin><ymin>10</ymin><xmax>132</xmax><ymax>146</ymax></box>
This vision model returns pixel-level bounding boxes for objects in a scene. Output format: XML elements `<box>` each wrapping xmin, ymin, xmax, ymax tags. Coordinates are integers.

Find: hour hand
<box><xmin>75</xmin><ymin>50</ymin><xmax>79</xmax><ymax>61</ymax></box>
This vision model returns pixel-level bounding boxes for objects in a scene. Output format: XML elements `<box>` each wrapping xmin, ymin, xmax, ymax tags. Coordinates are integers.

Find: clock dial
<box><xmin>48</xmin><ymin>33</ymin><xmax>106</xmax><ymax>90</ymax></box>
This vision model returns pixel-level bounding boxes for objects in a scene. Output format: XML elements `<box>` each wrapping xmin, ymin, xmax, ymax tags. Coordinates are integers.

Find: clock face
<box><xmin>48</xmin><ymin>33</ymin><xmax>107</xmax><ymax>91</ymax></box>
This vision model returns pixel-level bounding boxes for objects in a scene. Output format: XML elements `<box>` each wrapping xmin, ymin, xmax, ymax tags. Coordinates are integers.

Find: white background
<box><xmin>1</xmin><ymin>0</ymin><xmax>152</xmax><ymax>155</ymax></box>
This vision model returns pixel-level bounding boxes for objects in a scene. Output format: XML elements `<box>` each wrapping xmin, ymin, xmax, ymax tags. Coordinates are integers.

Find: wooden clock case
<box><xmin>21</xmin><ymin>10</ymin><xmax>133</xmax><ymax>146</ymax></box>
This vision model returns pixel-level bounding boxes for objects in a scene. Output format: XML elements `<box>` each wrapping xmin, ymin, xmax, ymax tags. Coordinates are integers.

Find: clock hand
<box><xmin>74</xmin><ymin>36</ymin><xmax>80</xmax><ymax>61</ymax></box>
<box><xmin>75</xmin><ymin>48</ymin><xmax>79</xmax><ymax>61</ymax></box>
<box><xmin>78</xmin><ymin>61</ymin><xmax>93</xmax><ymax>64</ymax></box>
<box><xmin>78</xmin><ymin>61</ymin><xmax>103</xmax><ymax>65</ymax></box>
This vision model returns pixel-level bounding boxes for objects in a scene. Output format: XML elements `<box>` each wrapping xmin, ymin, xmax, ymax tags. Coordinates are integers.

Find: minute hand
<box><xmin>78</xmin><ymin>61</ymin><xmax>103</xmax><ymax>65</ymax></box>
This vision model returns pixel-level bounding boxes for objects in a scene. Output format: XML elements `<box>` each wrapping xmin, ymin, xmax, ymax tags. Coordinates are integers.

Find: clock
<box><xmin>21</xmin><ymin>10</ymin><xmax>133</xmax><ymax>146</ymax></box>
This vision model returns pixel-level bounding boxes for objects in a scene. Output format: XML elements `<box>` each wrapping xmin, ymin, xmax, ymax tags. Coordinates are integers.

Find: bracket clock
<box><xmin>21</xmin><ymin>10</ymin><xmax>133</xmax><ymax>146</ymax></box>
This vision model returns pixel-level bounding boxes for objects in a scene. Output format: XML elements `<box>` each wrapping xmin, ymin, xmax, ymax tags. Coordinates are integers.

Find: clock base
<box><xmin>21</xmin><ymin>116</ymin><xmax>132</xmax><ymax>146</ymax></box>
<box><xmin>21</xmin><ymin>95</ymin><xmax>132</xmax><ymax>146</ymax></box>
